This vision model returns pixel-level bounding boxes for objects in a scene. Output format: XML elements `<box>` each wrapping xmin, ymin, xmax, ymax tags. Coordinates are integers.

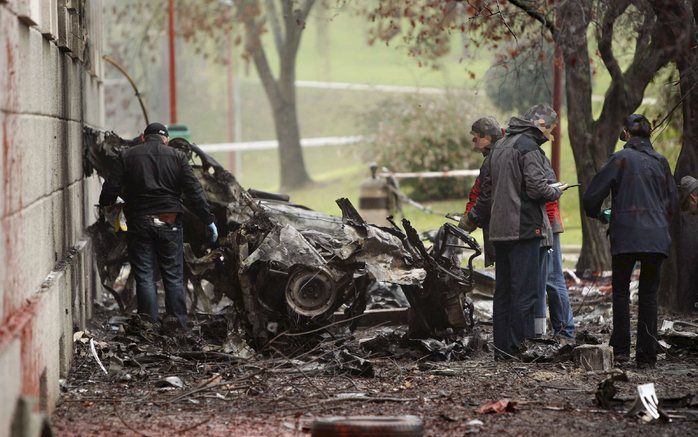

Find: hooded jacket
<box><xmin>467</xmin><ymin>117</ymin><xmax>562</xmax><ymax>243</ymax></box>
<box><xmin>465</xmin><ymin>149</ymin><xmax>495</xmax><ymax>266</ymax></box>
<box><xmin>583</xmin><ymin>136</ymin><xmax>677</xmax><ymax>256</ymax></box>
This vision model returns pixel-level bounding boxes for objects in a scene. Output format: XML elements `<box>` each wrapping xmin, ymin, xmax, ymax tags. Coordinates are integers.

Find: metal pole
<box><xmin>102</xmin><ymin>55</ymin><xmax>150</xmax><ymax>125</ymax></box>
<box><xmin>168</xmin><ymin>0</ymin><xmax>177</xmax><ymax>124</ymax></box>
<box><xmin>552</xmin><ymin>44</ymin><xmax>563</xmax><ymax>179</ymax></box>
<box><xmin>226</xmin><ymin>30</ymin><xmax>236</xmax><ymax>174</ymax></box>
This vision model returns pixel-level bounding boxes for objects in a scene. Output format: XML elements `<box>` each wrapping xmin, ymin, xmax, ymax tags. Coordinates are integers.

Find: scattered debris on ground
<box><xmin>53</xmin><ymin>278</ymin><xmax>698</xmax><ymax>436</ymax></box>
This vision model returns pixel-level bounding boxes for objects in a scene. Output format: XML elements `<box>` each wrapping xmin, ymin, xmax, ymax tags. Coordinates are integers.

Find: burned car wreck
<box><xmin>83</xmin><ymin>128</ymin><xmax>483</xmax><ymax>351</ymax></box>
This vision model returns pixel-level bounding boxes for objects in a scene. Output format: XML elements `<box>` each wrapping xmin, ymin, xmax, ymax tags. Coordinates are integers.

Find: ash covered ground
<box><xmin>52</xmin><ymin>277</ymin><xmax>698</xmax><ymax>437</ymax></box>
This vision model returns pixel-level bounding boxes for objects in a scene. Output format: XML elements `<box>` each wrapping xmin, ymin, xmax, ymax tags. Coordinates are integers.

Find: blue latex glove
<box><xmin>208</xmin><ymin>222</ymin><xmax>218</xmax><ymax>244</ymax></box>
<box><xmin>600</xmin><ymin>208</ymin><xmax>612</xmax><ymax>224</ymax></box>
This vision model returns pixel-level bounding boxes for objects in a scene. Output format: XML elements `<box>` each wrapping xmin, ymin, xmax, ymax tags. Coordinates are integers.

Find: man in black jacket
<box><xmin>466</xmin><ymin>104</ymin><xmax>564</xmax><ymax>358</ymax></box>
<box><xmin>583</xmin><ymin>114</ymin><xmax>677</xmax><ymax>368</ymax></box>
<box><xmin>99</xmin><ymin>123</ymin><xmax>217</xmax><ymax>329</ymax></box>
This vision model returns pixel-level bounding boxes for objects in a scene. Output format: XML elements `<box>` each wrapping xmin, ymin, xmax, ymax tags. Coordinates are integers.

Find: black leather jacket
<box><xmin>99</xmin><ymin>135</ymin><xmax>214</xmax><ymax>225</ymax></box>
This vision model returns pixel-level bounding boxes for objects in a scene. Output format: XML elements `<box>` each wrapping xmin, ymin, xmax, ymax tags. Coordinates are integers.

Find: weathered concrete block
<box><xmin>0</xmin><ymin>1</ymin><xmax>102</xmax><ymax>434</ymax></box>
<box><xmin>58</xmin><ymin>251</ymin><xmax>76</xmax><ymax>376</ymax></box>
<box><xmin>0</xmin><ymin>141</ymin><xmax>4</xmax><ymax>318</ymax></box>
<box><xmin>1</xmin><ymin>3</ymin><xmax>103</xmax><ymax>118</ymax></box>
<box><xmin>0</xmin><ymin>340</ymin><xmax>21</xmax><ymax>437</ymax></box>
<box><xmin>8</xmin><ymin>22</ymin><xmax>59</xmax><ymax>115</ymax></box>
<box><xmin>3</xmin><ymin>22</ymin><xmax>83</xmax><ymax>120</ymax></box>
<box><xmin>4</xmin><ymin>116</ymin><xmax>85</xmax><ymax>214</ymax></box>
<box><xmin>56</xmin><ymin>0</ymin><xmax>71</xmax><ymax>51</ymax></box>
<box><xmin>83</xmin><ymin>74</ymin><xmax>105</xmax><ymax>127</ymax></box>
<box><xmin>2</xmin><ymin>197</ymin><xmax>57</xmax><ymax>313</ymax></box>
<box><xmin>39</xmin><ymin>0</ymin><xmax>58</xmax><ymax>40</ymax></box>
<box><xmin>4</xmin><ymin>0</ymin><xmax>40</xmax><ymax>26</ymax></box>
<box><xmin>88</xmin><ymin>176</ymin><xmax>100</xmax><ymax>209</ymax></box>
<box><xmin>2</xmin><ymin>179</ymin><xmax>88</xmax><ymax>314</ymax></box>
<box><xmin>85</xmin><ymin>0</ymin><xmax>103</xmax><ymax>78</ymax></box>
<box><xmin>34</xmin><ymin>267</ymin><xmax>66</xmax><ymax>411</ymax></box>
<box><xmin>63</xmin><ymin>181</ymin><xmax>88</xmax><ymax>248</ymax></box>
<box><xmin>574</xmin><ymin>344</ymin><xmax>614</xmax><ymax>371</ymax></box>
<box><xmin>0</xmin><ymin>114</ymin><xmax>21</xmax><ymax>217</ymax></box>
<box><xmin>0</xmin><ymin>9</ymin><xmax>17</xmax><ymax>116</ymax></box>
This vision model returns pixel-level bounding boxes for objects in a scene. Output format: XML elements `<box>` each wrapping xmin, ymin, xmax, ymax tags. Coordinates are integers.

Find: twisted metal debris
<box><xmin>83</xmin><ymin>128</ymin><xmax>482</xmax><ymax>350</ymax></box>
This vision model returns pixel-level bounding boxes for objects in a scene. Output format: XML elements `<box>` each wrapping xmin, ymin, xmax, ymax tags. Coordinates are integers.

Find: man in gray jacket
<box><xmin>466</xmin><ymin>104</ymin><xmax>564</xmax><ymax>359</ymax></box>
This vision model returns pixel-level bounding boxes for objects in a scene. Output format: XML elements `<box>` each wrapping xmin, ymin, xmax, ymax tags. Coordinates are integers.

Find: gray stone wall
<box><xmin>0</xmin><ymin>1</ymin><xmax>104</xmax><ymax>435</ymax></box>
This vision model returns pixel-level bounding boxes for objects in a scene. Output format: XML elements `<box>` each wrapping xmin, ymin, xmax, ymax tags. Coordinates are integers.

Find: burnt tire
<box><xmin>310</xmin><ymin>416</ymin><xmax>423</xmax><ymax>437</ymax></box>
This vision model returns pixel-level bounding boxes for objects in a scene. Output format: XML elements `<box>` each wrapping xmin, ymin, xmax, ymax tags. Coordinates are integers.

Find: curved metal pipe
<box><xmin>102</xmin><ymin>55</ymin><xmax>150</xmax><ymax>125</ymax></box>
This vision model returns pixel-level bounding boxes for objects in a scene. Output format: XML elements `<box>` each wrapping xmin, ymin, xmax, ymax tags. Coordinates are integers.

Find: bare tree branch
<box><xmin>596</xmin><ymin>0</ymin><xmax>630</xmax><ymax>82</ymax></box>
<box><xmin>507</xmin><ymin>0</ymin><xmax>555</xmax><ymax>35</ymax></box>
<box><xmin>596</xmin><ymin>2</ymin><xmax>673</xmax><ymax>150</ymax></box>
<box><xmin>235</xmin><ymin>0</ymin><xmax>283</xmax><ymax>107</ymax></box>
<box><xmin>300</xmin><ymin>0</ymin><xmax>315</xmax><ymax>21</ymax></box>
<box><xmin>284</xmin><ymin>0</ymin><xmax>316</xmax><ymax>55</ymax></box>
<box><xmin>265</xmin><ymin>0</ymin><xmax>285</xmax><ymax>56</ymax></box>
<box><xmin>633</xmin><ymin>0</ymin><xmax>655</xmax><ymax>56</ymax></box>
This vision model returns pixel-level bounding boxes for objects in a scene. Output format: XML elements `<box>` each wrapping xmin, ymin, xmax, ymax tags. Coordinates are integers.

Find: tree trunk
<box><xmin>556</xmin><ymin>0</ymin><xmax>612</xmax><ymax>273</ymax></box>
<box><xmin>274</xmin><ymin>39</ymin><xmax>311</xmax><ymax>190</ymax></box>
<box><xmin>574</xmin><ymin>167</ymin><xmax>613</xmax><ymax>273</ymax></box>
<box><xmin>239</xmin><ymin>0</ymin><xmax>313</xmax><ymax>190</ymax></box>
<box><xmin>273</xmin><ymin>98</ymin><xmax>311</xmax><ymax>189</ymax></box>
<box><xmin>658</xmin><ymin>0</ymin><xmax>698</xmax><ymax>312</ymax></box>
<box><xmin>553</xmin><ymin>0</ymin><xmax>674</xmax><ymax>273</ymax></box>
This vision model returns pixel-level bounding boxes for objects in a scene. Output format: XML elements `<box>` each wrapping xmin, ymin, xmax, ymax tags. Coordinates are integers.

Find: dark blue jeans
<box><xmin>492</xmin><ymin>238</ymin><xmax>541</xmax><ymax>357</ymax></box>
<box><xmin>610</xmin><ymin>253</ymin><xmax>663</xmax><ymax>364</ymax></box>
<box><xmin>536</xmin><ymin>234</ymin><xmax>576</xmax><ymax>338</ymax></box>
<box><xmin>546</xmin><ymin>234</ymin><xmax>575</xmax><ymax>338</ymax></box>
<box><xmin>127</xmin><ymin>216</ymin><xmax>187</xmax><ymax>327</ymax></box>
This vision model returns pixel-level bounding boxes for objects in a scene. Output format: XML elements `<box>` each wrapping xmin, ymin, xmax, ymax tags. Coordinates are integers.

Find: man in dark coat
<box><xmin>466</xmin><ymin>104</ymin><xmax>564</xmax><ymax>358</ymax></box>
<box><xmin>99</xmin><ymin>123</ymin><xmax>218</xmax><ymax>329</ymax></box>
<box><xmin>460</xmin><ymin>116</ymin><xmax>504</xmax><ymax>266</ymax></box>
<box><xmin>583</xmin><ymin>114</ymin><xmax>678</xmax><ymax>368</ymax></box>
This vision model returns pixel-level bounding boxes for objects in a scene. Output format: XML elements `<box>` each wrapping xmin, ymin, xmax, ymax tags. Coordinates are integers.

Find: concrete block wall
<box><xmin>0</xmin><ymin>1</ymin><xmax>104</xmax><ymax>435</ymax></box>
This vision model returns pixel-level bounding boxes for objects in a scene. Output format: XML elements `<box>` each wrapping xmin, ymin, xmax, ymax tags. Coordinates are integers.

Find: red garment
<box><xmin>546</xmin><ymin>200</ymin><xmax>563</xmax><ymax>232</ymax></box>
<box><xmin>465</xmin><ymin>176</ymin><xmax>481</xmax><ymax>214</ymax></box>
<box><xmin>467</xmin><ymin>176</ymin><xmax>563</xmax><ymax>233</ymax></box>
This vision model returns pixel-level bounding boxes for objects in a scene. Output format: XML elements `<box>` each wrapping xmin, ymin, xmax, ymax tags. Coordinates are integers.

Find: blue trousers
<box><xmin>610</xmin><ymin>253</ymin><xmax>662</xmax><ymax>364</ymax></box>
<box><xmin>535</xmin><ymin>234</ymin><xmax>575</xmax><ymax>338</ymax></box>
<box><xmin>127</xmin><ymin>216</ymin><xmax>187</xmax><ymax>327</ymax></box>
<box><xmin>492</xmin><ymin>238</ymin><xmax>540</xmax><ymax>356</ymax></box>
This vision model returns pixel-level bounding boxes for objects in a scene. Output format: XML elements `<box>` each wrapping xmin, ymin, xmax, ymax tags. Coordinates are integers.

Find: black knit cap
<box><xmin>623</xmin><ymin>114</ymin><xmax>651</xmax><ymax>138</ymax></box>
<box><xmin>144</xmin><ymin>122</ymin><xmax>169</xmax><ymax>137</ymax></box>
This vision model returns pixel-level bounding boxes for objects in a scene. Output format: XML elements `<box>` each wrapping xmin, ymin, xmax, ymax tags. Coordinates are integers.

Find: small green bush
<box><xmin>363</xmin><ymin>94</ymin><xmax>482</xmax><ymax>201</ymax></box>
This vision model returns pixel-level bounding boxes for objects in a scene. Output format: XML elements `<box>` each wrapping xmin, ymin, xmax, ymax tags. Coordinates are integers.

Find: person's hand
<box><xmin>600</xmin><ymin>208</ymin><xmax>612</xmax><ymax>224</ymax></box>
<box><xmin>208</xmin><ymin>222</ymin><xmax>218</xmax><ymax>244</ymax></box>
<box><xmin>458</xmin><ymin>215</ymin><xmax>477</xmax><ymax>232</ymax></box>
